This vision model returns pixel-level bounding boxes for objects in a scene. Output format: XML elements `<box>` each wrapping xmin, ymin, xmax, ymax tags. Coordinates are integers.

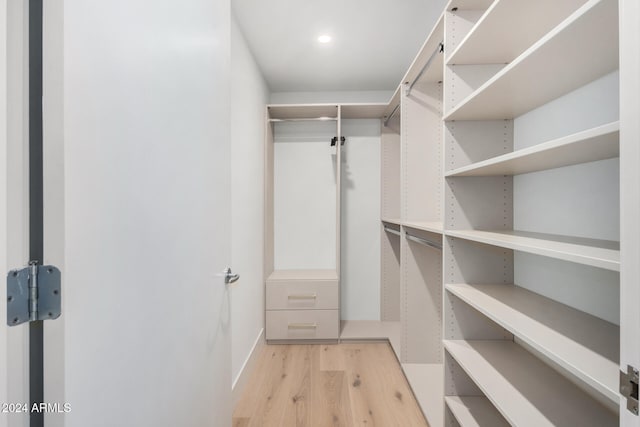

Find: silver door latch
<box><xmin>224</xmin><ymin>267</ymin><xmax>240</xmax><ymax>284</ymax></box>
<box><xmin>621</xmin><ymin>364</ymin><xmax>639</xmax><ymax>415</ymax></box>
<box><xmin>6</xmin><ymin>261</ymin><xmax>61</xmax><ymax>326</ymax></box>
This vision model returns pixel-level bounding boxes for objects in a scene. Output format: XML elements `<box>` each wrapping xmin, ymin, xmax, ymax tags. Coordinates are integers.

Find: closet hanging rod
<box><xmin>383</xmin><ymin>226</ymin><xmax>402</xmax><ymax>237</ymax></box>
<box><xmin>269</xmin><ymin>117</ymin><xmax>338</xmax><ymax>123</ymax></box>
<box><xmin>407</xmin><ymin>42</ymin><xmax>444</xmax><ymax>95</ymax></box>
<box><xmin>406</xmin><ymin>233</ymin><xmax>442</xmax><ymax>251</ymax></box>
<box><xmin>383</xmin><ymin>103</ymin><xmax>400</xmax><ymax>128</ymax></box>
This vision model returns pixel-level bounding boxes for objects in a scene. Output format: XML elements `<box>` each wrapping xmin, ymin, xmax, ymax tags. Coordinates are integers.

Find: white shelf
<box><xmin>381</xmin><ymin>218</ymin><xmax>403</xmax><ymax>226</ymax></box>
<box><xmin>402</xmin><ymin>363</ymin><xmax>444</xmax><ymax>427</ymax></box>
<box><xmin>447</xmin><ymin>0</ymin><xmax>589</xmax><ymax>65</ymax></box>
<box><xmin>446</xmin><ymin>122</ymin><xmax>619</xmax><ymax>177</ymax></box>
<box><xmin>446</xmin><ymin>283</ymin><xmax>619</xmax><ymax>404</ymax></box>
<box><xmin>267</xmin><ymin>104</ymin><xmax>338</xmax><ymax>120</ymax></box>
<box><xmin>268</xmin><ymin>103</ymin><xmax>389</xmax><ymax>120</ymax></box>
<box><xmin>444</xmin><ymin>0</ymin><xmax>618</xmax><ymax>120</ymax></box>
<box><xmin>444</xmin><ymin>340</ymin><xmax>617</xmax><ymax>427</ymax></box>
<box><xmin>445</xmin><ymin>396</ymin><xmax>509</xmax><ymax>427</ymax></box>
<box><xmin>445</xmin><ymin>229</ymin><xmax>620</xmax><ymax>271</ymax></box>
<box><xmin>341</xmin><ymin>103</ymin><xmax>387</xmax><ymax>119</ymax></box>
<box><xmin>403</xmin><ymin>221</ymin><xmax>444</xmax><ymax>234</ymax></box>
<box><xmin>267</xmin><ymin>269</ymin><xmax>338</xmax><ymax>281</ymax></box>
<box><xmin>339</xmin><ymin>320</ymin><xmax>401</xmax><ymax>358</ymax></box>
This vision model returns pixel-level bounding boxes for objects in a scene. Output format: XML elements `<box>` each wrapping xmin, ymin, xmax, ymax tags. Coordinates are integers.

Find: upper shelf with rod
<box><xmin>446</xmin><ymin>0</ymin><xmax>590</xmax><ymax>65</ymax></box>
<box><xmin>268</xmin><ymin>103</ymin><xmax>390</xmax><ymax>122</ymax></box>
<box><xmin>268</xmin><ymin>104</ymin><xmax>339</xmax><ymax>121</ymax></box>
<box><xmin>444</xmin><ymin>0</ymin><xmax>618</xmax><ymax>121</ymax></box>
<box><xmin>401</xmin><ymin>14</ymin><xmax>445</xmax><ymax>88</ymax></box>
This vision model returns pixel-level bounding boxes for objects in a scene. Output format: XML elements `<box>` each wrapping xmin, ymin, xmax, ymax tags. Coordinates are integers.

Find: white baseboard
<box><xmin>232</xmin><ymin>328</ymin><xmax>265</xmax><ymax>408</ymax></box>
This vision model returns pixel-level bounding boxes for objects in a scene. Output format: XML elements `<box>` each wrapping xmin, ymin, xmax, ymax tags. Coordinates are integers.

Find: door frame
<box><xmin>620</xmin><ymin>0</ymin><xmax>640</xmax><ymax>425</ymax></box>
<box><xmin>2</xmin><ymin>1</ymin><xmax>31</xmax><ymax>426</ymax></box>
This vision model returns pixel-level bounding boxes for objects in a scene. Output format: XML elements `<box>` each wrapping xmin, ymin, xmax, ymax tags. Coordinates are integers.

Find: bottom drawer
<box><xmin>266</xmin><ymin>310</ymin><xmax>339</xmax><ymax>340</ymax></box>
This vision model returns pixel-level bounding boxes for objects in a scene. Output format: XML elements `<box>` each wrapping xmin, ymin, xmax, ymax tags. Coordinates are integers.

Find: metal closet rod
<box><xmin>383</xmin><ymin>226</ymin><xmax>402</xmax><ymax>237</ymax></box>
<box><xmin>383</xmin><ymin>103</ymin><xmax>400</xmax><ymax>128</ymax></box>
<box><xmin>407</xmin><ymin>41</ymin><xmax>444</xmax><ymax>95</ymax></box>
<box><xmin>269</xmin><ymin>117</ymin><xmax>338</xmax><ymax>122</ymax></box>
<box><xmin>406</xmin><ymin>233</ymin><xmax>442</xmax><ymax>251</ymax></box>
<box><xmin>383</xmin><ymin>41</ymin><xmax>444</xmax><ymax>128</ymax></box>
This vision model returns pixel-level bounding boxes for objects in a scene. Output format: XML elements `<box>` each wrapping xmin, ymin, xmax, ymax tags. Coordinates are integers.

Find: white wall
<box><xmin>273</xmin><ymin>121</ymin><xmax>338</xmax><ymax>269</ymax></box>
<box><xmin>230</xmin><ymin>16</ymin><xmax>269</xmax><ymax>388</ymax></box>
<box><xmin>514</xmin><ymin>71</ymin><xmax>620</xmax><ymax>324</ymax></box>
<box><xmin>341</xmin><ymin>119</ymin><xmax>381</xmax><ymax>320</ymax></box>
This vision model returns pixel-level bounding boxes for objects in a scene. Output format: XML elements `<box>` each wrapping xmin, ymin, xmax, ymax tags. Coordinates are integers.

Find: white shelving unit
<box><xmin>444</xmin><ymin>340</ymin><xmax>617</xmax><ymax>426</ymax></box>
<box><xmin>446</xmin><ymin>283</ymin><xmax>619</xmax><ymax>404</ymax></box>
<box><xmin>402</xmin><ymin>364</ymin><xmax>445</xmax><ymax>427</ymax></box>
<box><xmin>444</xmin><ymin>396</ymin><xmax>508</xmax><ymax>427</ymax></box>
<box><xmin>442</xmin><ymin>0</ymin><xmax>622</xmax><ymax>424</ymax></box>
<box><xmin>445</xmin><ymin>0</ymin><xmax>619</xmax><ymax>120</ymax></box>
<box><xmin>377</xmin><ymin>12</ymin><xmax>447</xmax><ymax>425</ymax></box>
<box><xmin>265</xmin><ymin>103</ymin><xmax>386</xmax><ymax>342</ymax></box>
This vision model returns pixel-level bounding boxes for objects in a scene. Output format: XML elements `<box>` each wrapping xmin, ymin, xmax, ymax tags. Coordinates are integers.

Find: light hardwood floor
<box><xmin>233</xmin><ymin>342</ymin><xmax>429</xmax><ymax>427</ymax></box>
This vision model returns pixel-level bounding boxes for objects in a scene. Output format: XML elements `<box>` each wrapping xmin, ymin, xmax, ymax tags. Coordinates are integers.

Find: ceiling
<box><xmin>232</xmin><ymin>0</ymin><xmax>446</xmax><ymax>93</ymax></box>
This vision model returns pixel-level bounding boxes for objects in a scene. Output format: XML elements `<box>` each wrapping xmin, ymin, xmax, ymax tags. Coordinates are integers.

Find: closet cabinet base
<box><xmin>265</xmin><ymin>309</ymin><xmax>339</xmax><ymax>341</ymax></box>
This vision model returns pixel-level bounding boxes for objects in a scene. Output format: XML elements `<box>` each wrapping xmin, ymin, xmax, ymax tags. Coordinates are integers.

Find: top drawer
<box><xmin>266</xmin><ymin>280</ymin><xmax>338</xmax><ymax>310</ymax></box>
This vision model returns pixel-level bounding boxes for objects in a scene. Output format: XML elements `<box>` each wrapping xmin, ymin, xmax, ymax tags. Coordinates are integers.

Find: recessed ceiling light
<box><xmin>318</xmin><ymin>35</ymin><xmax>332</xmax><ymax>44</ymax></box>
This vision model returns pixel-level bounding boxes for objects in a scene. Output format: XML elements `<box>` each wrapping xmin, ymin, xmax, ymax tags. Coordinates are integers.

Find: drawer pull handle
<box><xmin>287</xmin><ymin>294</ymin><xmax>317</xmax><ymax>300</ymax></box>
<box><xmin>288</xmin><ymin>323</ymin><xmax>317</xmax><ymax>330</ymax></box>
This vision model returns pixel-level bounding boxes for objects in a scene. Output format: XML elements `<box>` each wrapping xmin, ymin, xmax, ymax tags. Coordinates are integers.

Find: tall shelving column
<box><xmin>264</xmin><ymin>104</ymin><xmax>341</xmax><ymax>342</ymax></box>
<box><xmin>379</xmin><ymin>87</ymin><xmax>403</xmax><ymax>354</ymax></box>
<box><xmin>442</xmin><ymin>0</ymin><xmax>620</xmax><ymax>426</ymax></box>
<box><xmin>397</xmin><ymin>14</ymin><xmax>446</xmax><ymax>427</ymax></box>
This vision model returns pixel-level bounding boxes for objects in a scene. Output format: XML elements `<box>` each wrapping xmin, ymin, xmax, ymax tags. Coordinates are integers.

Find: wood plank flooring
<box><xmin>233</xmin><ymin>342</ymin><xmax>429</xmax><ymax>427</ymax></box>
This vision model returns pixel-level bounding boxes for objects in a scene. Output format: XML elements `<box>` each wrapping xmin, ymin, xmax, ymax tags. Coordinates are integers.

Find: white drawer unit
<box><xmin>264</xmin><ymin>270</ymin><xmax>339</xmax><ymax>341</ymax></box>
<box><xmin>266</xmin><ymin>310</ymin><xmax>339</xmax><ymax>341</ymax></box>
